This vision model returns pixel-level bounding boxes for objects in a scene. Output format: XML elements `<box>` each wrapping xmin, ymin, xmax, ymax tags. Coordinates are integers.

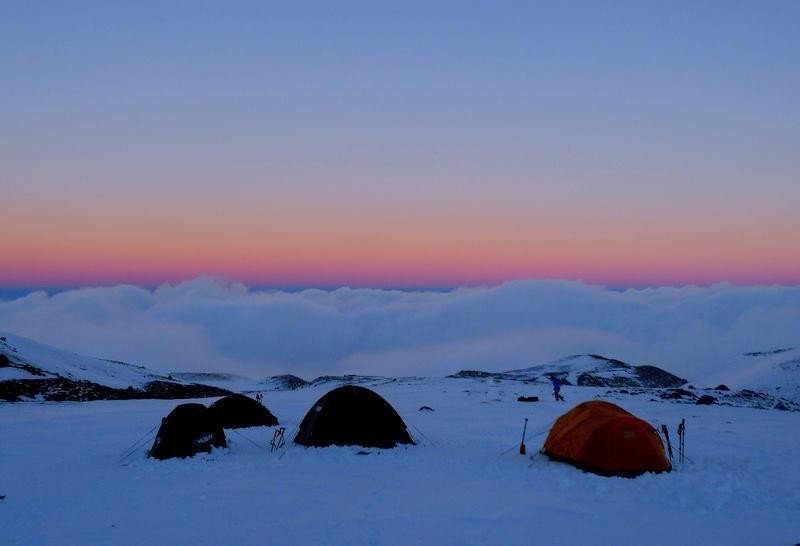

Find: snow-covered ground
<box><xmin>1</xmin><ymin>379</ymin><xmax>797</xmax><ymax>546</ymax></box>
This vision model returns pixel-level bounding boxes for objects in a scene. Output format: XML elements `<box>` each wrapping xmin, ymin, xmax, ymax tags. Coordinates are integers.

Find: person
<box><xmin>551</xmin><ymin>376</ymin><xmax>565</xmax><ymax>401</ymax></box>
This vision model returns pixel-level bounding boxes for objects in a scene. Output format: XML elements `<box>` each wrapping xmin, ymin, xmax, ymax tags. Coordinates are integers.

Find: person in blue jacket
<box><xmin>551</xmin><ymin>376</ymin><xmax>565</xmax><ymax>401</ymax></box>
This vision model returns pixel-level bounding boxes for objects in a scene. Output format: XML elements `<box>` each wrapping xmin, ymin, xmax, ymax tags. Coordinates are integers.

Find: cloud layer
<box><xmin>1</xmin><ymin>278</ymin><xmax>799</xmax><ymax>383</ymax></box>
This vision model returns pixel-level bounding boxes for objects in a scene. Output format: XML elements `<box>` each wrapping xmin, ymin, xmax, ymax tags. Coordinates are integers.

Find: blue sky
<box><xmin>2</xmin><ymin>1</ymin><xmax>799</xmax><ymax>287</ymax></box>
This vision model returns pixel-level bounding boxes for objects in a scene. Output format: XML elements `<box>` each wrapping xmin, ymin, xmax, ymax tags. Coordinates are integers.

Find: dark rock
<box><xmin>16</xmin><ymin>362</ymin><xmax>46</xmax><ymax>376</ymax></box>
<box><xmin>778</xmin><ymin>358</ymin><xmax>800</xmax><ymax>372</ymax></box>
<box><xmin>577</xmin><ymin>373</ymin><xmax>637</xmax><ymax>388</ymax></box>
<box><xmin>517</xmin><ymin>396</ymin><xmax>539</xmax><ymax>402</ymax></box>
<box><xmin>633</xmin><ymin>365</ymin><xmax>687</xmax><ymax>388</ymax></box>
<box><xmin>718</xmin><ymin>389</ymin><xmax>800</xmax><ymax>412</ymax></box>
<box><xmin>738</xmin><ymin>389</ymin><xmax>762</xmax><ymax>399</ymax></box>
<box><xmin>0</xmin><ymin>354</ymin><xmax>10</xmax><ymax>367</ymax></box>
<box><xmin>696</xmin><ymin>395</ymin><xmax>716</xmax><ymax>405</ymax></box>
<box><xmin>660</xmin><ymin>388</ymin><xmax>698</xmax><ymax>401</ymax></box>
<box><xmin>0</xmin><ymin>377</ymin><xmax>231</xmax><ymax>402</ymax></box>
<box><xmin>270</xmin><ymin>374</ymin><xmax>308</xmax><ymax>390</ymax></box>
<box><xmin>744</xmin><ymin>348</ymin><xmax>794</xmax><ymax>357</ymax></box>
<box><xmin>0</xmin><ymin>378</ymin><xmax>118</xmax><ymax>402</ymax></box>
<box><xmin>714</xmin><ymin>384</ymin><xmax>730</xmax><ymax>391</ymax></box>
<box><xmin>449</xmin><ymin>370</ymin><xmax>509</xmax><ymax>380</ymax></box>
<box><xmin>141</xmin><ymin>380</ymin><xmax>230</xmax><ymax>399</ymax></box>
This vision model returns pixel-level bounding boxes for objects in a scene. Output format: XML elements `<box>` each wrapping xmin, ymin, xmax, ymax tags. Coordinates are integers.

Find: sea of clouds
<box><xmin>0</xmin><ymin>277</ymin><xmax>798</xmax><ymax>383</ymax></box>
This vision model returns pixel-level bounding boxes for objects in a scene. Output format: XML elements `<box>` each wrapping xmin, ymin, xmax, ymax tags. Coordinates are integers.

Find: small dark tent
<box><xmin>208</xmin><ymin>394</ymin><xmax>278</xmax><ymax>428</ymax></box>
<box><xmin>294</xmin><ymin>385</ymin><xmax>414</xmax><ymax>448</ymax></box>
<box><xmin>542</xmin><ymin>400</ymin><xmax>671</xmax><ymax>477</ymax></box>
<box><xmin>149</xmin><ymin>403</ymin><xmax>227</xmax><ymax>460</ymax></box>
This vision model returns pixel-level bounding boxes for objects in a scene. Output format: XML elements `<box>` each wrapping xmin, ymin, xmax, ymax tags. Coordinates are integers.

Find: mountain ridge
<box><xmin>0</xmin><ymin>331</ymin><xmax>231</xmax><ymax>402</ymax></box>
<box><xmin>450</xmin><ymin>354</ymin><xmax>687</xmax><ymax>389</ymax></box>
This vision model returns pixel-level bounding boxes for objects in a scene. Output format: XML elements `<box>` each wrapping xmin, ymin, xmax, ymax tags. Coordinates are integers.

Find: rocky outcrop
<box><xmin>0</xmin><ymin>377</ymin><xmax>231</xmax><ymax>402</ymax></box>
<box><xmin>647</xmin><ymin>387</ymin><xmax>799</xmax><ymax>411</ymax></box>
<box><xmin>744</xmin><ymin>348</ymin><xmax>794</xmax><ymax>357</ymax></box>
<box><xmin>633</xmin><ymin>365</ymin><xmax>687</xmax><ymax>388</ymax></box>
<box><xmin>262</xmin><ymin>374</ymin><xmax>309</xmax><ymax>390</ymax></box>
<box><xmin>576</xmin><ymin>373</ymin><xmax>636</xmax><ymax>387</ymax></box>
<box><xmin>447</xmin><ymin>370</ymin><xmax>521</xmax><ymax>381</ymax></box>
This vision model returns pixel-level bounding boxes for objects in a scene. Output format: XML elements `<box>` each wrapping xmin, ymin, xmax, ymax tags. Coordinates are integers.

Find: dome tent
<box><xmin>294</xmin><ymin>385</ymin><xmax>414</xmax><ymax>448</ymax></box>
<box><xmin>208</xmin><ymin>394</ymin><xmax>278</xmax><ymax>429</ymax></box>
<box><xmin>542</xmin><ymin>400</ymin><xmax>671</xmax><ymax>477</ymax></box>
<box><xmin>149</xmin><ymin>403</ymin><xmax>227</xmax><ymax>460</ymax></box>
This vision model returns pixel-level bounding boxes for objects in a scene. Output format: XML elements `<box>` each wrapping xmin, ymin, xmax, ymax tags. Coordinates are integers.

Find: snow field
<box><xmin>1</xmin><ymin>380</ymin><xmax>798</xmax><ymax>545</ymax></box>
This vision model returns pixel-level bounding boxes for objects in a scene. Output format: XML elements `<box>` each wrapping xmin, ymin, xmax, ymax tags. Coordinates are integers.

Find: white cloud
<box><xmin>0</xmin><ymin>277</ymin><xmax>798</xmax><ymax>382</ymax></box>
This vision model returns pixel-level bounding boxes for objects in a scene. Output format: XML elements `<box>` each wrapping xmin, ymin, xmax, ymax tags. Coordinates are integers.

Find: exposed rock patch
<box><xmin>0</xmin><ymin>377</ymin><xmax>230</xmax><ymax>402</ymax></box>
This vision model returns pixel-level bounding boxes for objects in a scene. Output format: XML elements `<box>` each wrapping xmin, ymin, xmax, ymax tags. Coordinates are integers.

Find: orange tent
<box><xmin>542</xmin><ymin>400</ymin><xmax>671</xmax><ymax>476</ymax></box>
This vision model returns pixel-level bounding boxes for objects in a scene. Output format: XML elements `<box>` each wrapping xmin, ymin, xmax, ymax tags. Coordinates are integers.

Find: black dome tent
<box><xmin>149</xmin><ymin>403</ymin><xmax>227</xmax><ymax>460</ymax></box>
<box><xmin>208</xmin><ymin>394</ymin><xmax>279</xmax><ymax>429</ymax></box>
<box><xmin>294</xmin><ymin>385</ymin><xmax>414</xmax><ymax>448</ymax></box>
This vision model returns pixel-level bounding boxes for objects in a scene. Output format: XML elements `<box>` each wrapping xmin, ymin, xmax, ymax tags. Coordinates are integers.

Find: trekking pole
<box><xmin>519</xmin><ymin>418</ymin><xmax>529</xmax><ymax>455</ymax></box>
<box><xmin>682</xmin><ymin>418</ymin><xmax>686</xmax><ymax>464</ymax></box>
<box><xmin>660</xmin><ymin>424</ymin><xmax>673</xmax><ymax>462</ymax></box>
<box><xmin>270</xmin><ymin>427</ymin><xmax>286</xmax><ymax>453</ymax></box>
<box><xmin>677</xmin><ymin>419</ymin><xmax>685</xmax><ymax>464</ymax></box>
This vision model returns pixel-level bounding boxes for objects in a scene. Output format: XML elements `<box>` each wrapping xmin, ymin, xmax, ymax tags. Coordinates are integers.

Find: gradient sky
<box><xmin>2</xmin><ymin>1</ymin><xmax>799</xmax><ymax>288</ymax></box>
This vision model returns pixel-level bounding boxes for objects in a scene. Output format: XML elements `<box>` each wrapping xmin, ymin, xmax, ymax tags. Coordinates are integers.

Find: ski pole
<box><xmin>681</xmin><ymin>418</ymin><xmax>686</xmax><ymax>464</ymax></box>
<box><xmin>660</xmin><ymin>424</ymin><xmax>673</xmax><ymax>462</ymax></box>
<box><xmin>519</xmin><ymin>418</ymin><xmax>529</xmax><ymax>455</ymax></box>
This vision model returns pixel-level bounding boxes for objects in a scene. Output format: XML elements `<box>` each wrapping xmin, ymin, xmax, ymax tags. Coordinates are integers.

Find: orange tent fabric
<box><xmin>542</xmin><ymin>400</ymin><xmax>671</xmax><ymax>476</ymax></box>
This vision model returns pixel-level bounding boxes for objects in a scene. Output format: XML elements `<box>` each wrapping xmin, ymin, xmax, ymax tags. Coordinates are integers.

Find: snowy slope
<box><xmin>504</xmin><ymin>354</ymin><xmax>687</xmax><ymax>388</ymax></box>
<box><xmin>0</xmin><ymin>331</ymin><xmax>170</xmax><ymax>388</ymax></box>
<box><xmin>0</xmin><ymin>331</ymin><xmax>233</xmax><ymax>402</ymax></box>
<box><xmin>725</xmin><ymin>347</ymin><xmax>800</xmax><ymax>403</ymax></box>
<box><xmin>0</xmin><ymin>379</ymin><xmax>798</xmax><ymax>545</ymax></box>
<box><xmin>169</xmin><ymin>372</ymin><xmax>258</xmax><ymax>392</ymax></box>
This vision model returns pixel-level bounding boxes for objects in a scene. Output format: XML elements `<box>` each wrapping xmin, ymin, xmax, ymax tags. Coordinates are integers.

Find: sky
<box><xmin>2</xmin><ymin>1</ymin><xmax>799</xmax><ymax>288</ymax></box>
